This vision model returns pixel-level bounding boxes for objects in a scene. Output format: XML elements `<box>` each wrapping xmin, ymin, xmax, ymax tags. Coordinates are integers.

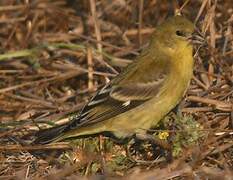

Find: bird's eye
<box><xmin>176</xmin><ymin>30</ymin><xmax>185</xmax><ymax>37</ymax></box>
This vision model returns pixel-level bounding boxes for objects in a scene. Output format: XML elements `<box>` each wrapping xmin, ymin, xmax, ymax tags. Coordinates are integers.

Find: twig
<box><xmin>138</xmin><ymin>0</ymin><xmax>144</xmax><ymax>46</ymax></box>
<box><xmin>187</xmin><ymin>96</ymin><xmax>232</xmax><ymax>112</ymax></box>
<box><xmin>0</xmin><ymin>143</ymin><xmax>72</xmax><ymax>152</ymax></box>
<box><xmin>87</xmin><ymin>47</ymin><xmax>94</xmax><ymax>91</ymax></box>
<box><xmin>90</xmin><ymin>0</ymin><xmax>103</xmax><ymax>61</ymax></box>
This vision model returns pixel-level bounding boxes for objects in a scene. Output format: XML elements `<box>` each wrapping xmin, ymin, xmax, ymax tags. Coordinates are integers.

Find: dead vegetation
<box><xmin>0</xmin><ymin>0</ymin><xmax>232</xmax><ymax>179</ymax></box>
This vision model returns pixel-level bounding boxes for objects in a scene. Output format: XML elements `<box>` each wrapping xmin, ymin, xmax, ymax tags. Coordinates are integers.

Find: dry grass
<box><xmin>0</xmin><ymin>0</ymin><xmax>232</xmax><ymax>179</ymax></box>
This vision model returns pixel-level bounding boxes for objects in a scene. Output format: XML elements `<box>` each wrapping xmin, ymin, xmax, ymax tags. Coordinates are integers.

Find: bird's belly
<box><xmin>108</xmin><ymin>96</ymin><xmax>178</xmax><ymax>135</ymax></box>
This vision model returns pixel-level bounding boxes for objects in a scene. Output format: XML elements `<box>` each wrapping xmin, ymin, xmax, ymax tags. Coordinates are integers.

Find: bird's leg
<box><xmin>173</xmin><ymin>99</ymin><xmax>186</xmax><ymax>117</ymax></box>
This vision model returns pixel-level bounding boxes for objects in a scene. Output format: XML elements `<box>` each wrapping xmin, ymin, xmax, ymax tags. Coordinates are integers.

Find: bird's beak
<box><xmin>187</xmin><ymin>31</ymin><xmax>206</xmax><ymax>45</ymax></box>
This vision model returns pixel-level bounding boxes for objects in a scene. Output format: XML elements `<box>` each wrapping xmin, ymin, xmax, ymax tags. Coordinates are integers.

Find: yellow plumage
<box><xmin>35</xmin><ymin>16</ymin><xmax>195</xmax><ymax>144</ymax></box>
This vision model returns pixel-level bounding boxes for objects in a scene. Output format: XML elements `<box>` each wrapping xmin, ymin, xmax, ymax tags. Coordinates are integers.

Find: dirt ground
<box><xmin>0</xmin><ymin>0</ymin><xmax>232</xmax><ymax>179</ymax></box>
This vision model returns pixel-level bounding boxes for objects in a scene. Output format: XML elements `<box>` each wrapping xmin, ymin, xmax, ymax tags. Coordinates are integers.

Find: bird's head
<box><xmin>151</xmin><ymin>16</ymin><xmax>196</xmax><ymax>52</ymax></box>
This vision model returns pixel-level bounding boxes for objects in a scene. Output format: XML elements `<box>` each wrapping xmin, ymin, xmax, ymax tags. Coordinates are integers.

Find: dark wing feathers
<box><xmin>35</xmin><ymin>51</ymin><xmax>171</xmax><ymax>143</ymax></box>
<box><xmin>110</xmin><ymin>74</ymin><xmax>166</xmax><ymax>101</ymax></box>
<box><xmin>65</xmin><ymin>69</ymin><xmax>168</xmax><ymax>131</ymax></box>
<box><xmin>35</xmin><ymin>68</ymin><xmax>168</xmax><ymax>144</ymax></box>
<box><xmin>66</xmin><ymin>87</ymin><xmax>143</xmax><ymax>130</ymax></box>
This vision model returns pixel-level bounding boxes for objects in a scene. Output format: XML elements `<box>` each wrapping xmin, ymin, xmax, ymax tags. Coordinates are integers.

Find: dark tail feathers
<box><xmin>34</xmin><ymin>124</ymin><xmax>68</xmax><ymax>144</ymax></box>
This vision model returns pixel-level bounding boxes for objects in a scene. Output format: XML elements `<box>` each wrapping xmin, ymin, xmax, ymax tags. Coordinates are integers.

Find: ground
<box><xmin>0</xmin><ymin>0</ymin><xmax>232</xmax><ymax>179</ymax></box>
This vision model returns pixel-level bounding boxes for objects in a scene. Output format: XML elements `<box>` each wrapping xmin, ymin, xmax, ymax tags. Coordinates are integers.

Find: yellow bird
<box><xmin>35</xmin><ymin>16</ymin><xmax>198</xmax><ymax>144</ymax></box>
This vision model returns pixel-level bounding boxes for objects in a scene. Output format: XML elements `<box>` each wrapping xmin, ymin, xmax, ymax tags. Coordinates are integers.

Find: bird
<box><xmin>35</xmin><ymin>16</ymin><xmax>198</xmax><ymax>144</ymax></box>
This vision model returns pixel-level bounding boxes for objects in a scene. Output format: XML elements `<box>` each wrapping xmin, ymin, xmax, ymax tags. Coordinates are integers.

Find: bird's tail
<box><xmin>34</xmin><ymin>124</ymin><xmax>68</xmax><ymax>144</ymax></box>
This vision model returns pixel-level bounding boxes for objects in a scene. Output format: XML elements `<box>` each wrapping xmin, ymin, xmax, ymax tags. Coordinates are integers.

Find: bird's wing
<box><xmin>110</xmin><ymin>73</ymin><xmax>167</xmax><ymax>101</ymax></box>
<box><xmin>65</xmin><ymin>65</ymin><xmax>169</xmax><ymax>129</ymax></box>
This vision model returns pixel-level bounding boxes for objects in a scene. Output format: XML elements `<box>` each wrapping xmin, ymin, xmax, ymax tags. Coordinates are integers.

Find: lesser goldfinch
<box><xmin>35</xmin><ymin>16</ymin><xmax>197</xmax><ymax>144</ymax></box>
